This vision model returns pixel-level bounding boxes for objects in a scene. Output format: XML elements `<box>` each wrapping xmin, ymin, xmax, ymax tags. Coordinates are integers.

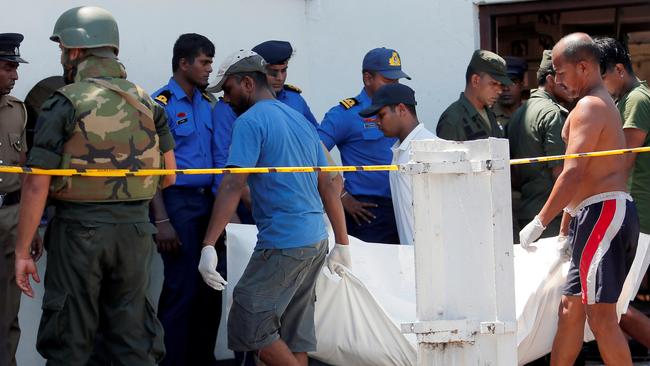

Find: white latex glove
<box><xmin>198</xmin><ymin>246</ymin><xmax>227</xmax><ymax>291</ymax></box>
<box><xmin>519</xmin><ymin>216</ymin><xmax>546</xmax><ymax>249</ymax></box>
<box><xmin>557</xmin><ymin>235</ymin><xmax>571</xmax><ymax>262</ymax></box>
<box><xmin>327</xmin><ymin>244</ymin><xmax>351</xmax><ymax>276</ymax></box>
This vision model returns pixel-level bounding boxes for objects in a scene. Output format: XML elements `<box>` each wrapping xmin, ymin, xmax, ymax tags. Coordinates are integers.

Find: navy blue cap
<box><xmin>0</xmin><ymin>33</ymin><xmax>27</xmax><ymax>63</ymax></box>
<box><xmin>252</xmin><ymin>40</ymin><xmax>293</xmax><ymax>65</ymax></box>
<box><xmin>504</xmin><ymin>56</ymin><xmax>528</xmax><ymax>79</ymax></box>
<box><xmin>362</xmin><ymin>47</ymin><xmax>411</xmax><ymax>80</ymax></box>
<box><xmin>359</xmin><ymin>83</ymin><xmax>416</xmax><ymax>117</ymax></box>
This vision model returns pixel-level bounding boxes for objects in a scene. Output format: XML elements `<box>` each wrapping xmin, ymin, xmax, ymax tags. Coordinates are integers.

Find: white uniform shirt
<box><xmin>389</xmin><ymin>124</ymin><xmax>438</xmax><ymax>245</ymax></box>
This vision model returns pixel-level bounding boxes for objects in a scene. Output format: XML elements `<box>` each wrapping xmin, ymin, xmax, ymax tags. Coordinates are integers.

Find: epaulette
<box><xmin>339</xmin><ymin>97</ymin><xmax>359</xmax><ymax>110</ymax></box>
<box><xmin>284</xmin><ymin>84</ymin><xmax>302</xmax><ymax>93</ymax></box>
<box><xmin>201</xmin><ymin>90</ymin><xmax>216</xmax><ymax>103</ymax></box>
<box><xmin>3</xmin><ymin>95</ymin><xmax>27</xmax><ymax>129</ymax></box>
<box><xmin>5</xmin><ymin>95</ymin><xmax>23</xmax><ymax>104</ymax></box>
<box><xmin>154</xmin><ymin>89</ymin><xmax>171</xmax><ymax>106</ymax></box>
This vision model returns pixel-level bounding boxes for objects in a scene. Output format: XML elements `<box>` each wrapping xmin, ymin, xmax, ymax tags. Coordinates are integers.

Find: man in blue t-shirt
<box><xmin>212</xmin><ymin>40</ymin><xmax>320</xmax><ymax>224</ymax></box>
<box><xmin>199</xmin><ymin>50</ymin><xmax>350</xmax><ymax>366</ymax></box>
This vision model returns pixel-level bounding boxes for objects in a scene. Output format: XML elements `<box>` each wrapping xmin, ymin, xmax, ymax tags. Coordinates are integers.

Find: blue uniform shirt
<box><xmin>318</xmin><ymin>88</ymin><xmax>396</xmax><ymax>198</ymax></box>
<box><xmin>212</xmin><ymin>99</ymin><xmax>237</xmax><ymax>191</ymax></box>
<box><xmin>227</xmin><ymin>99</ymin><xmax>328</xmax><ymax>249</ymax></box>
<box><xmin>153</xmin><ymin>78</ymin><xmax>214</xmax><ymax>188</ymax></box>
<box><xmin>276</xmin><ymin>85</ymin><xmax>318</xmax><ymax>128</ymax></box>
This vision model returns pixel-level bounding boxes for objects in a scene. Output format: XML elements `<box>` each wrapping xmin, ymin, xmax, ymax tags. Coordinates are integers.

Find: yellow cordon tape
<box><xmin>509</xmin><ymin>146</ymin><xmax>650</xmax><ymax>165</ymax></box>
<box><xmin>1</xmin><ymin>146</ymin><xmax>649</xmax><ymax>177</ymax></box>
<box><xmin>1</xmin><ymin>165</ymin><xmax>399</xmax><ymax>177</ymax></box>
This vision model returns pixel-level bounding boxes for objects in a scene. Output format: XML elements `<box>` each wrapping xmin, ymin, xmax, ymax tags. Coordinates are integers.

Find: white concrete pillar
<box><xmin>401</xmin><ymin>138</ymin><xmax>517</xmax><ymax>366</ymax></box>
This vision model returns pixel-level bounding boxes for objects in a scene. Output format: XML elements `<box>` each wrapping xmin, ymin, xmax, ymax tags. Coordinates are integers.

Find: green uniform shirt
<box><xmin>436</xmin><ymin>92</ymin><xmax>504</xmax><ymax>141</ymax></box>
<box><xmin>27</xmin><ymin>93</ymin><xmax>174</xmax><ymax>223</ymax></box>
<box><xmin>492</xmin><ymin>103</ymin><xmax>511</xmax><ymax>130</ymax></box>
<box><xmin>617</xmin><ymin>79</ymin><xmax>650</xmax><ymax>234</ymax></box>
<box><xmin>508</xmin><ymin>88</ymin><xmax>567</xmax><ymax>221</ymax></box>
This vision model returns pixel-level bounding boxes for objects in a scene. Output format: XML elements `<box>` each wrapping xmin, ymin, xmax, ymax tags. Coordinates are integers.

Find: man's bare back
<box><xmin>562</xmin><ymin>87</ymin><xmax>628</xmax><ymax>210</ymax></box>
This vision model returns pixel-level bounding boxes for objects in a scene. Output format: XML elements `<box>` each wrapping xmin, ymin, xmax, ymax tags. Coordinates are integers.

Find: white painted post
<box><xmin>401</xmin><ymin>138</ymin><xmax>517</xmax><ymax>366</ymax></box>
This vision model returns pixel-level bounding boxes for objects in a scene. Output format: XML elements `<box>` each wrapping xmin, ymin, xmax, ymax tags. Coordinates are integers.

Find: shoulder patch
<box><xmin>201</xmin><ymin>90</ymin><xmax>216</xmax><ymax>103</ymax></box>
<box><xmin>154</xmin><ymin>89</ymin><xmax>171</xmax><ymax>106</ymax></box>
<box><xmin>339</xmin><ymin>98</ymin><xmax>359</xmax><ymax>110</ymax></box>
<box><xmin>284</xmin><ymin>84</ymin><xmax>302</xmax><ymax>93</ymax></box>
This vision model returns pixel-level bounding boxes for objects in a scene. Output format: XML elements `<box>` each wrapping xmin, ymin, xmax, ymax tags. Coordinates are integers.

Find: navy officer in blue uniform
<box><xmin>151</xmin><ymin>33</ymin><xmax>222</xmax><ymax>366</ymax></box>
<box><xmin>212</xmin><ymin>41</ymin><xmax>318</xmax><ymax>222</ymax></box>
<box><xmin>252</xmin><ymin>40</ymin><xmax>318</xmax><ymax>126</ymax></box>
<box><xmin>318</xmin><ymin>47</ymin><xmax>410</xmax><ymax>244</ymax></box>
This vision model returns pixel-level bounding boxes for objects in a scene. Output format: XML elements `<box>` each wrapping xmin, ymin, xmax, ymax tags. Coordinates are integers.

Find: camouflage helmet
<box><xmin>51</xmin><ymin>6</ymin><xmax>119</xmax><ymax>55</ymax></box>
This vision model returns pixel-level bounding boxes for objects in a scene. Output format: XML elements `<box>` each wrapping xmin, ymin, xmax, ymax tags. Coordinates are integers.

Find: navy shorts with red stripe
<box><xmin>564</xmin><ymin>194</ymin><xmax>639</xmax><ymax>304</ymax></box>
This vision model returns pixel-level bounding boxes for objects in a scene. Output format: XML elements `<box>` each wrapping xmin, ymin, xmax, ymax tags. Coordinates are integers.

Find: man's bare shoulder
<box><xmin>569</xmin><ymin>94</ymin><xmax>618</xmax><ymax>127</ymax></box>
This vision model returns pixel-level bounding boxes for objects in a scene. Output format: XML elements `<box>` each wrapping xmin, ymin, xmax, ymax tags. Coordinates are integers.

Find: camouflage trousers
<box><xmin>0</xmin><ymin>204</ymin><xmax>20</xmax><ymax>366</ymax></box>
<box><xmin>37</xmin><ymin>217</ymin><xmax>165</xmax><ymax>366</ymax></box>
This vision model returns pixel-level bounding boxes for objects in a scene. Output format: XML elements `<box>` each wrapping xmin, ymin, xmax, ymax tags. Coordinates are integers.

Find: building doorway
<box><xmin>479</xmin><ymin>1</ymin><xmax>650</xmax><ymax>364</ymax></box>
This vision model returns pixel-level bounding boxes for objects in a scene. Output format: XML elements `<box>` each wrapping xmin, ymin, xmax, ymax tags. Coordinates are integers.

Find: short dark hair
<box><xmin>561</xmin><ymin>36</ymin><xmax>601</xmax><ymax>66</ymax></box>
<box><xmin>465</xmin><ymin>65</ymin><xmax>478</xmax><ymax>84</ymax></box>
<box><xmin>537</xmin><ymin>65</ymin><xmax>554</xmax><ymax>86</ymax></box>
<box><xmin>172</xmin><ymin>33</ymin><xmax>215</xmax><ymax>73</ymax></box>
<box><xmin>594</xmin><ymin>37</ymin><xmax>634</xmax><ymax>75</ymax></box>
<box><xmin>389</xmin><ymin>103</ymin><xmax>417</xmax><ymax>117</ymax></box>
<box><xmin>230</xmin><ymin>71</ymin><xmax>269</xmax><ymax>88</ymax></box>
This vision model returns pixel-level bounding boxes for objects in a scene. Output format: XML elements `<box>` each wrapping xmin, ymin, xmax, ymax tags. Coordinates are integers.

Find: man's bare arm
<box><xmin>15</xmin><ymin>175</ymin><xmax>51</xmax><ymax>297</ymax></box>
<box><xmin>16</xmin><ymin>175</ymin><xmax>50</xmax><ymax>258</ymax></box>
<box><xmin>623</xmin><ymin>128</ymin><xmax>647</xmax><ymax>173</ymax></box>
<box><xmin>203</xmin><ymin>173</ymin><xmax>249</xmax><ymax>246</ymax></box>
<box><xmin>538</xmin><ymin>100</ymin><xmax>602</xmax><ymax>226</ymax></box>
<box><xmin>318</xmin><ymin>172</ymin><xmax>349</xmax><ymax>245</ymax></box>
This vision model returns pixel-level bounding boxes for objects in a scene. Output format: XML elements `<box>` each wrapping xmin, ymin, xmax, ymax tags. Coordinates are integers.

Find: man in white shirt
<box><xmin>359</xmin><ymin>84</ymin><xmax>438</xmax><ymax>245</ymax></box>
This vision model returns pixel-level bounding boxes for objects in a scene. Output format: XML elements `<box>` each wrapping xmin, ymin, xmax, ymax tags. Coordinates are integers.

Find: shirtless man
<box><xmin>519</xmin><ymin>33</ymin><xmax>640</xmax><ymax>366</ymax></box>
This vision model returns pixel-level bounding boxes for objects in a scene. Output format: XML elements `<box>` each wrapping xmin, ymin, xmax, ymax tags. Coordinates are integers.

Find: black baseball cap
<box><xmin>359</xmin><ymin>83</ymin><xmax>416</xmax><ymax>117</ymax></box>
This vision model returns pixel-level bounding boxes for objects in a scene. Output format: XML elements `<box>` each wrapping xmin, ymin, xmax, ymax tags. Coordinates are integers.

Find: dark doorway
<box><xmin>479</xmin><ymin>1</ymin><xmax>650</xmax><ymax>364</ymax></box>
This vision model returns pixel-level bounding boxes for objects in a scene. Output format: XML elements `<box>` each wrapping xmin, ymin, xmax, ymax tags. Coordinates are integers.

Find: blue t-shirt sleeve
<box><xmin>318</xmin><ymin>107</ymin><xmax>346</xmax><ymax>150</ymax></box>
<box><xmin>317</xmin><ymin>142</ymin><xmax>328</xmax><ymax>166</ymax></box>
<box><xmin>226</xmin><ymin>116</ymin><xmax>262</xmax><ymax>168</ymax></box>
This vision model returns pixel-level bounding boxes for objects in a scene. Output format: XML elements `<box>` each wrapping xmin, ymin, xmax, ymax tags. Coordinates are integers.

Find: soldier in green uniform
<box><xmin>493</xmin><ymin>56</ymin><xmax>528</xmax><ymax>129</ymax></box>
<box><xmin>13</xmin><ymin>7</ymin><xmax>174</xmax><ymax>365</ymax></box>
<box><xmin>508</xmin><ymin>50</ymin><xmax>573</xmax><ymax>240</ymax></box>
<box><xmin>0</xmin><ymin>33</ymin><xmax>43</xmax><ymax>366</ymax></box>
<box><xmin>436</xmin><ymin>50</ymin><xmax>511</xmax><ymax>141</ymax></box>
<box><xmin>596</xmin><ymin>39</ymin><xmax>650</xmax><ymax>338</ymax></box>
<box><xmin>596</xmin><ymin>37</ymin><xmax>650</xmax><ymax>238</ymax></box>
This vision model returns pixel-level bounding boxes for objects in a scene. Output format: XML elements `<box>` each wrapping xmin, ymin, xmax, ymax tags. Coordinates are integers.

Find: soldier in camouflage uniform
<box><xmin>14</xmin><ymin>7</ymin><xmax>175</xmax><ymax>365</ymax></box>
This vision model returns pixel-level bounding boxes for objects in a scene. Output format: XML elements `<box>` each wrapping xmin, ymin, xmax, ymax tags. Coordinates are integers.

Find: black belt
<box><xmin>0</xmin><ymin>190</ymin><xmax>20</xmax><ymax>207</ymax></box>
<box><xmin>164</xmin><ymin>186</ymin><xmax>212</xmax><ymax>196</ymax></box>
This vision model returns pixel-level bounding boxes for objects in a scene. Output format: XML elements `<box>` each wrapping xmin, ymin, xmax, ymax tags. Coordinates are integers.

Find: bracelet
<box><xmin>340</xmin><ymin>191</ymin><xmax>348</xmax><ymax>199</ymax></box>
<box><xmin>155</xmin><ymin>218</ymin><xmax>170</xmax><ymax>224</ymax></box>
